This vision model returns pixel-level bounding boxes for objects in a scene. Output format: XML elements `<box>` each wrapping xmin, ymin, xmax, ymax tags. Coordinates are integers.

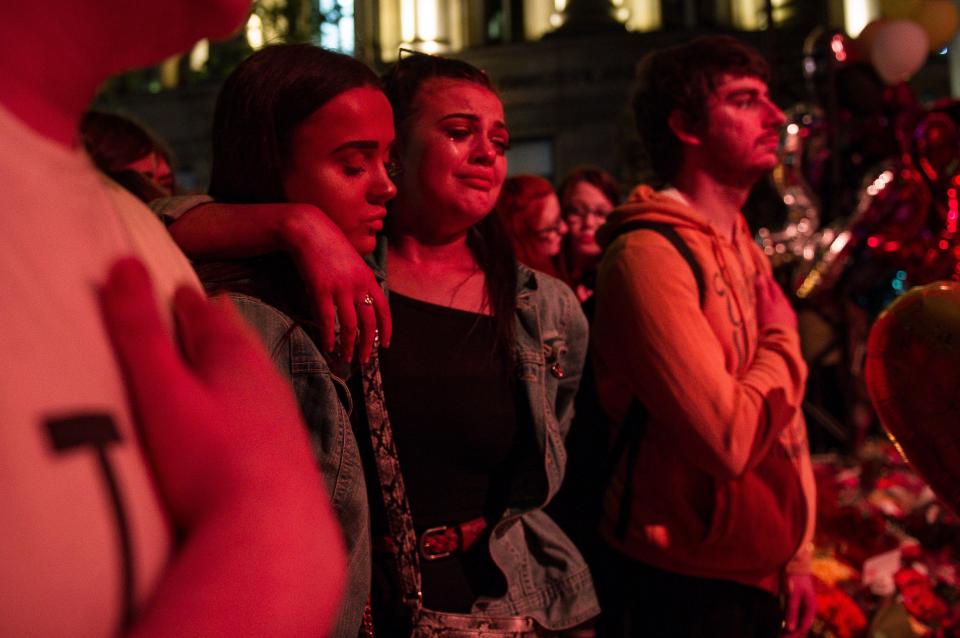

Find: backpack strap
<box><xmin>601</xmin><ymin>220</ymin><xmax>705</xmax><ymax>541</ymax></box>
<box><xmin>604</xmin><ymin>220</ymin><xmax>706</xmax><ymax>308</ymax></box>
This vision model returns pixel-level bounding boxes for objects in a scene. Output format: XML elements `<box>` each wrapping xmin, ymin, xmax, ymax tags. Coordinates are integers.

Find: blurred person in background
<box><xmin>81</xmin><ymin>110</ymin><xmax>176</xmax><ymax>202</ymax></box>
<box><xmin>495</xmin><ymin>173</ymin><xmax>567</xmax><ymax>279</ymax></box>
<box><xmin>556</xmin><ymin>166</ymin><xmax>620</xmax><ymax>302</ymax></box>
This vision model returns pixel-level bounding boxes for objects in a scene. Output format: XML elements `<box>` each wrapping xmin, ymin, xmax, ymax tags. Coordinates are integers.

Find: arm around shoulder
<box><xmin>165</xmin><ymin>200</ymin><xmax>327</xmax><ymax>261</ymax></box>
<box><xmin>161</xmin><ymin>199</ymin><xmax>391</xmax><ymax>361</ymax></box>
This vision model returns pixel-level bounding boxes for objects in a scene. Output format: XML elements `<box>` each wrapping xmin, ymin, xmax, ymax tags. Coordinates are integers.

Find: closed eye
<box><xmin>335</xmin><ymin>146</ymin><xmax>380</xmax><ymax>177</ymax></box>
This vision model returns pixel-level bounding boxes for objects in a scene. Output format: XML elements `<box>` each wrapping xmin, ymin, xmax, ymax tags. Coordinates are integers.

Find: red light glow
<box><xmin>948</xmin><ymin>188</ymin><xmax>959</xmax><ymax>235</ymax></box>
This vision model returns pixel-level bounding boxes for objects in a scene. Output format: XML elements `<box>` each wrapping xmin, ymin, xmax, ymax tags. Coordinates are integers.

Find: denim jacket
<box><xmin>150</xmin><ymin>196</ymin><xmax>371</xmax><ymax>636</ymax></box>
<box><xmin>228</xmin><ymin>293</ymin><xmax>371</xmax><ymax>638</ymax></box>
<box><xmin>366</xmin><ymin>244</ymin><xmax>600</xmax><ymax>630</ymax></box>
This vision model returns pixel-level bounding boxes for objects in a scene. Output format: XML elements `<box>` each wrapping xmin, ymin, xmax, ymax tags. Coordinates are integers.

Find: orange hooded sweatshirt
<box><xmin>592</xmin><ymin>185</ymin><xmax>815</xmax><ymax>594</ymax></box>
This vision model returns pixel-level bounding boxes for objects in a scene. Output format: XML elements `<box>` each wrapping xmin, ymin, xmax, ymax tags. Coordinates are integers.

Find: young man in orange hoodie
<box><xmin>592</xmin><ymin>36</ymin><xmax>816</xmax><ymax>637</ymax></box>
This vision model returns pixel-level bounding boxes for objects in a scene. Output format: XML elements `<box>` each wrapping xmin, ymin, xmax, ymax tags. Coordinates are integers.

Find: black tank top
<box><xmin>359</xmin><ymin>291</ymin><xmax>521</xmax><ymax>614</ymax></box>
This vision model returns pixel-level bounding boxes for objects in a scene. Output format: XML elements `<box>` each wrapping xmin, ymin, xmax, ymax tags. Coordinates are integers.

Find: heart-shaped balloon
<box><xmin>865</xmin><ymin>281</ymin><xmax>960</xmax><ymax>513</ymax></box>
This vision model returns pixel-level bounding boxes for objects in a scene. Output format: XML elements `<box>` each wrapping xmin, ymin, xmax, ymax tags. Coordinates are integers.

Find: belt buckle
<box><xmin>419</xmin><ymin>525</ymin><xmax>454</xmax><ymax>561</ymax></box>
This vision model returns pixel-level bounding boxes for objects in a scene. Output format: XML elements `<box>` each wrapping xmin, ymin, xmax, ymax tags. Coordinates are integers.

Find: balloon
<box><xmin>912</xmin><ymin>0</ymin><xmax>960</xmax><ymax>50</ymax></box>
<box><xmin>870</xmin><ymin>20</ymin><xmax>930</xmax><ymax>85</ymax></box>
<box><xmin>865</xmin><ymin>281</ymin><xmax>960</xmax><ymax>514</ymax></box>
<box><xmin>879</xmin><ymin>0</ymin><xmax>921</xmax><ymax>20</ymax></box>
<box><xmin>758</xmin><ymin>105</ymin><xmax>823</xmax><ymax>268</ymax></box>
<box><xmin>794</xmin><ymin>163</ymin><xmax>931</xmax><ymax>300</ymax></box>
<box><xmin>856</xmin><ymin>164</ymin><xmax>931</xmax><ymax>243</ymax></box>
<box><xmin>853</xmin><ymin>18</ymin><xmax>889</xmax><ymax>61</ymax></box>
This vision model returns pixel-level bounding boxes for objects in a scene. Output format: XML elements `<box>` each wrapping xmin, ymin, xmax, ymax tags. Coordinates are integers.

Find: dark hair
<box><xmin>382</xmin><ymin>51</ymin><xmax>495</xmax><ymax>139</ymax></box>
<box><xmin>204</xmin><ymin>44</ymin><xmax>381</xmax><ymax>331</ymax></box>
<box><xmin>382</xmin><ymin>52</ymin><xmax>517</xmax><ymax>351</ymax></box>
<box><xmin>209</xmin><ymin>43</ymin><xmax>379</xmax><ymax>203</ymax></box>
<box><xmin>557</xmin><ymin>165</ymin><xmax>620</xmax><ymax>211</ymax></box>
<box><xmin>633</xmin><ymin>35</ymin><xmax>769</xmax><ymax>183</ymax></box>
<box><xmin>80</xmin><ymin>110</ymin><xmax>174</xmax><ymax>201</ymax></box>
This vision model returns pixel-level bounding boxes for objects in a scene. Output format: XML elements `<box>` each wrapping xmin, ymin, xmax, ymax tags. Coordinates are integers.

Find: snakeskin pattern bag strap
<box><xmin>361</xmin><ymin>351</ymin><xmax>423</xmax><ymax>614</ymax></box>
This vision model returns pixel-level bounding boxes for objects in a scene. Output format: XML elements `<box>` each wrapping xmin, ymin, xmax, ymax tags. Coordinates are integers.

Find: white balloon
<box><xmin>871</xmin><ymin>20</ymin><xmax>930</xmax><ymax>85</ymax></box>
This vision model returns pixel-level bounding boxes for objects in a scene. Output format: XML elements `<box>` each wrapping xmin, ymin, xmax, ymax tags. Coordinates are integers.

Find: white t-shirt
<box><xmin>0</xmin><ymin>103</ymin><xmax>199</xmax><ymax>636</ymax></box>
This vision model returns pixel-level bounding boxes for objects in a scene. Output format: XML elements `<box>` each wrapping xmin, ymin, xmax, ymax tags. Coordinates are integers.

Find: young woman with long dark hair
<box><xmin>158</xmin><ymin>43</ymin><xmax>395</xmax><ymax>638</ymax></box>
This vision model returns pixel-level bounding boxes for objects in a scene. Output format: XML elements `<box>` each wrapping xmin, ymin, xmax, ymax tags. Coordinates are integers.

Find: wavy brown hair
<box><xmin>633</xmin><ymin>35</ymin><xmax>769</xmax><ymax>184</ymax></box>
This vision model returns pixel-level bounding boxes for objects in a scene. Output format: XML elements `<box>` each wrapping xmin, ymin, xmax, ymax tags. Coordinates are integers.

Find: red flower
<box><xmin>814</xmin><ymin>577</ymin><xmax>869</xmax><ymax>638</ymax></box>
<box><xmin>895</xmin><ymin>567</ymin><xmax>949</xmax><ymax>625</ymax></box>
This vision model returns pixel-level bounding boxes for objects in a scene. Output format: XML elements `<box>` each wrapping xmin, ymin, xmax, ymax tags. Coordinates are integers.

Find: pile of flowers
<box><xmin>811</xmin><ymin>440</ymin><xmax>960</xmax><ymax>638</ymax></box>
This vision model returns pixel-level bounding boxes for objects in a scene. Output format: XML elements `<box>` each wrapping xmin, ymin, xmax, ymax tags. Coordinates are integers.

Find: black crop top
<box><xmin>362</xmin><ymin>291</ymin><xmax>522</xmax><ymax>614</ymax></box>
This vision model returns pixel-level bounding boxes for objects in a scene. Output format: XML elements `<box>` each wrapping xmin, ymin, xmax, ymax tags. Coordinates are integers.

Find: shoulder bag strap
<box><xmin>361</xmin><ymin>352</ymin><xmax>423</xmax><ymax>614</ymax></box>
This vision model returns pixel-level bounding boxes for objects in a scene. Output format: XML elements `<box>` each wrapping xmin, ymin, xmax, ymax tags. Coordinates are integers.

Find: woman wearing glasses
<box><xmin>556</xmin><ymin>166</ymin><xmax>620</xmax><ymax>302</ymax></box>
